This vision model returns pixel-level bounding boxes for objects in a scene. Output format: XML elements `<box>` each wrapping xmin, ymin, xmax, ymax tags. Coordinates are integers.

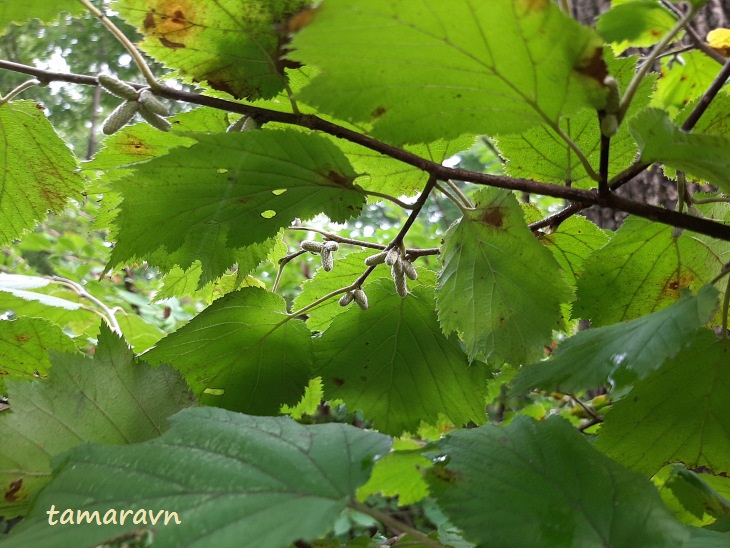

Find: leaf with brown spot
<box><xmin>116</xmin><ymin>0</ymin><xmax>310</xmax><ymax>100</ymax></box>
<box><xmin>0</xmin><ymin>101</ymin><xmax>83</xmax><ymax>245</ymax></box>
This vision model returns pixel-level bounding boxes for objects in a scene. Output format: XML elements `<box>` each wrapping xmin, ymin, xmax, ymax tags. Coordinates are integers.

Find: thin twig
<box><xmin>272</xmin><ymin>249</ymin><xmax>307</xmax><ymax>292</ymax></box>
<box><xmin>598</xmin><ymin>132</ymin><xmax>610</xmax><ymax>197</ymax></box>
<box><xmin>0</xmin><ymin>78</ymin><xmax>40</xmax><ymax>106</ymax></box>
<box><xmin>619</xmin><ymin>4</ymin><xmax>700</xmax><ymax>120</ymax></box>
<box><xmin>77</xmin><ymin>0</ymin><xmax>160</xmax><ymax>89</ymax></box>
<box><xmin>389</xmin><ymin>175</ymin><xmax>438</xmax><ymax>250</ymax></box>
<box><xmin>435</xmin><ymin>182</ymin><xmax>472</xmax><ymax>214</ymax></box>
<box><xmin>722</xmin><ymin>275</ymin><xmax>730</xmax><ymax>339</ymax></box>
<box><xmin>680</xmin><ymin>54</ymin><xmax>730</xmax><ymax>131</ymax></box>
<box><xmin>50</xmin><ymin>276</ymin><xmax>122</xmax><ymax>335</ymax></box>
<box><xmin>692</xmin><ymin>196</ymin><xmax>730</xmax><ymax>205</ymax></box>
<box><xmin>569</xmin><ymin>394</ymin><xmax>599</xmax><ymax>421</ymax></box>
<box><xmin>659</xmin><ymin>0</ymin><xmax>727</xmax><ymax>65</ymax></box>
<box><xmin>446</xmin><ymin>179</ymin><xmax>473</xmax><ymax>208</ymax></box>
<box><xmin>2</xmin><ymin>60</ymin><xmax>730</xmax><ymax>241</ymax></box>
<box><xmin>347</xmin><ymin>501</ymin><xmax>444</xmax><ymax>548</ymax></box>
<box><xmin>363</xmin><ymin>190</ymin><xmax>416</xmax><ymax>209</ymax></box>
<box><xmin>287</xmin><ymin>266</ymin><xmax>377</xmax><ymax>318</ymax></box>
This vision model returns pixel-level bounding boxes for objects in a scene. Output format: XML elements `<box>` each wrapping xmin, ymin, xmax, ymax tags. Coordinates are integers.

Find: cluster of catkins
<box><xmin>300</xmin><ymin>239</ymin><xmax>418</xmax><ymax>311</ymax></box>
<box><xmin>98</xmin><ymin>75</ymin><xmax>170</xmax><ymax>134</ymax></box>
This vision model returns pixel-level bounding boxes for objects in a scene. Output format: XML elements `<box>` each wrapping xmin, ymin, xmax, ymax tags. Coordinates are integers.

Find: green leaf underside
<box><xmin>109</xmin><ymin>129</ymin><xmax>363</xmax><ymax>275</ymax></box>
<box><xmin>357</xmin><ymin>440</ymin><xmax>431</xmax><ymax>506</ymax></box>
<box><xmin>0</xmin><ymin>1</ymin><xmax>83</xmax><ymax>33</ymax></box>
<box><xmin>0</xmin><ymin>101</ymin><xmax>84</xmax><ymax>245</ymax></box>
<box><xmin>156</xmin><ymin>262</ymin><xmax>264</xmax><ymax>303</ymax></box>
<box><xmin>575</xmin><ymin>216</ymin><xmax>728</xmax><ymax>326</ymax></box>
<box><xmin>314</xmin><ymin>281</ymin><xmax>488</xmax><ymax>435</ymax></box>
<box><xmin>290</xmin><ymin>0</ymin><xmax>607</xmax><ymax>145</ymax></box>
<box><xmin>596</xmin><ymin>331</ymin><xmax>730</xmax><ymax>476</ymax></box>
<box><xmin>653</xmin><ymin>51</ymin><xmax>719</xmax><ymax>116</ymax></box>
<box><xmin>0</xmin><ymin>317</ymin><xmax>77</xmax><ymax>392</ymax></box>
<box><xmin>541</xmin><ymin>215</ymin><xmax>610</xmax><ymax>288</ymax></box>
<box><xmin>597</xmin><ymin>0</ymin><xmax>678</xmax><ymax>54</ymax></box>
<box><xmin>437</xmin><ymin>188</ymin><xmax>572</xmax><ymax>364</ymax></box>
<box><xmin>630</xmin><ymin>108</ymin><xmax>730</xmax><ymax>193</ymax></box>
<box><xmin>4</xmin><ymin>408</ymin><xmax>391</xmax><ymax>548</ymax></box>
<box><xmin>113</xmin><ymin>0</ymin><xmax>309</xmax><ymax>100</ymax></box>
<box><xmin>511</xmin><ymin>285</ymin><xmax>719</xmax><ymax>394</ymax></box>
<box><xmin>427</xmin><ymin>416</ymin><xmax>689</xmax><ymax>547</ymax></box>
<box><xmin>145</xmin><ymin>288</ymin><xmax>313</xmax><ymax>415</ymax></box>
<box><xmin>496</xmin><ymin>53</ymin><xmax>655</xmax><ymax>188</ymax></box>
<box><xmin>0</xmin><ymin>326</ymin><xmax>194</xmax><ymax>516</ymax></box>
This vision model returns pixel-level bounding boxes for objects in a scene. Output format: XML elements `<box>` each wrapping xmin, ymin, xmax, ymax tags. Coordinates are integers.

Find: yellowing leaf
<box><xmin>707</xmin><ymin>28</ymin><xmax>730</xmax><ymax>56</ymax></box>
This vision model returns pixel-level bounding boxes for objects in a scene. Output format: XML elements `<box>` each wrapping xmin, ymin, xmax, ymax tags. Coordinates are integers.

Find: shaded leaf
<box><xmin>145</xmin><ymin>288</ymin><xmax>313</xmax><ymax>415</ymax></box>
<box><xmin>0</xmin><ymin>1</ymin><xmax>82</xmax><ymax>33</ymax></box>
<box><xmin>427</xmin><ymin>416</ymin><xmax>690</xmax><ymax>547</ymax></box>
<box><xmin>314</xmin><ymin>281</ymin><xmax>488</xmax><ymax>435</ymax></box>
<box><xmin>0</xmin><ymin>325</ymin><xmax>194</xmax><ymax>516</ymax></box>
<box><xmin>541</xmin><ymin>215</ymin><xmax>609</xmax><ymax>287</ymax></box>
<box><xmin>597</xmin><ymin>0</ymin><xmax>678</xmax><ymax>54</ymax></box>
<box><xmin>511</xmin><ymin>285</ymin><xmax>719</xmax><ymax>394</ymax></box>
<box><xmin>290</xmin><ymin>0</ymin><xmax>607</xmax><ymax>145</ymax></box>
<box><xmin>653</xmin><ymin>51</ymin><xmax>719</xmax><ymax>116</ymax></box>
<box><xmin>0</xmin><ymin>101</ymin><xmax>84</xmax><ymax>245</ymax></box>
<box><xmin>3</xmin><ymin>408</ymin><xmax>391</xmax><ymax>548</ymax></box>
<box><xmin>596</xmin><ymin>331</ymin><xmax>730</xmax><ymax>476</ymax></box>
<box><xmin>437</xmin><ymin>188</ymin><xmax>572</xmax><ymax>364</ymax></box>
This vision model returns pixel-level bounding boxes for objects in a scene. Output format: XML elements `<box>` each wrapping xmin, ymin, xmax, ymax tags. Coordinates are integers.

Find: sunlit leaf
<box><xmin>597</xmin><ymin>0</ymin><xmax>678</xmax><ymax>54</ymax></box>
<box><xmin>0</xmin><ymin>1</ymin><xmax>82</xmax><ymax>33</ymax></box>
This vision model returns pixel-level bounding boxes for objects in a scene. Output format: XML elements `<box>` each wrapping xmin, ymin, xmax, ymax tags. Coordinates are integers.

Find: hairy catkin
<box><xmin>401</xmin><ymin>259</ymin><xmax>418</xmax><ymax>281</ymax></box>
<box><xmin>385</xmin><ymin>247</ymin><xmax>400</xmax><ymax>266</ymax></box>
<box><xmin>364</xmin><ymin>251</ymin><xmax>388</xmax><ymax>266</ymax></box>
<box><xmin>323</xmin><ymin>241</ymin><xmax>339</xmax><ymax>252</ymax></box>
<box><xmin>321</xmin><ymin>248</ymin><xmax>334</xmax><ymax>271</ymax></box>
<box><xmin>98</xmin><ymin>74</ymin><xmax>138</xmax><ymax>100</ymax></box>
<box><xmin>339</xmin><ymin>291</ymin><xmax>355</xmax><ymax>307</ymax></box>
<box><xmin>300</xmin><ymin>240</ymin><xmax>324</xmax><ymax>253</ymax></box>
<box><xmin>392</xmin><ymin>259</ymin><xmax>408</xmax><ymax>298</ymax></box>
<box><xmin>102</xmin><ymin>100</ymin><xmax>138</xmax><ymax>135</ymax></box>
<box><xmin>353</xmin><ymin>288</ymin><xmax>368</xmax><ymax>310</ymax></box>
<box><xmin>138</xmin><ymin>102</ymin><xmax>171</xmax><ymax>131</ymax></box>
<box><xmin>138</xmin><ymin>89</ymin><xmax>170</xmax><ymax>116</ymax></box>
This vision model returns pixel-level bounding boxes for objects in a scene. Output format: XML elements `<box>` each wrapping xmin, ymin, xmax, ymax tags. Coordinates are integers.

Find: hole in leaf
<box><xmin>203</xmin><ymin>388</ymin><xmax>224</xmax><ymax>396</ymax></box>
<box><xmin>217</xmin><ymin>168</ymin><xmax>228</xmax><ymax>174</ymax></box>
<box><xmin>261</xmin><ymin>210</ymin><xmax>276</xmax><ymax>219</ymax></box>
<box><xmin>272</xmin><ymin>189</ymin><xmax>287</xmax><ymax>196</ymax></box>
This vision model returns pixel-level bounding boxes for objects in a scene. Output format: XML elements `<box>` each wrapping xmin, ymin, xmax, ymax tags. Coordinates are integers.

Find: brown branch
<box><xmin>2</xmin><ymin>60</ymin><xmax>730</xmax><ymax>242</ymax></box>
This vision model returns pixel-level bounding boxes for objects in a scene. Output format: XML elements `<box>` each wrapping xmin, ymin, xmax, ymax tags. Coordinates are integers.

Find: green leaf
<box><xmin>596</xmin><ymin>331</ymin><xmax>730</xmax><ymax>476</ymax></box>
<box><xmin>511</xmin><ymin>285</ymin><xmax>719</xmax><ymax>394</ymax></box>
<box><xmin>652</xmin><ymin>51</ymin><xmax>719</xmax><ymax>116</ymax></box>
<box><xmin>541</xmin><ymin>215</ymin><xmax>610</xmax><ymax>287</ymax></box>
<box><xmin>437</xmin><ymin>188</ymin><xmax>572</xmax><ymax>364</ymax></box>
<box><xmin>0</xmin><ymin>1</ymin><xmax>83</xmax><ymax>33</ymax></box>
<box><xmin>156</xmin><ymin>262</ymin><xmax>264</xmax><ymax>303</ymax></box>
<box><xmin>597</xmin><ymin>0</ymin><xmax>678</xmax><ymax>54</ymax></box>
<box><xmin>659</xmin><ymin>465</ymin><xmax>730</xmax><ymax>525</ymax></box>
<box><xmin>496</xmin><ymin>53</ymin><xmax>655</xmax><ymax>188</ymax></box>
<box><xmin>113</xmin><ymin>0</ymin><xmax>309</xmax><ymax>100</ymax></box>
<box><xmin>575</xmin><ymin>216</ymin><xmax>726</xmax><ymax>326</ymax></box>
<box><xmin>145</xmin><ymin>288</ymin><xmax>313</xmax><ymax>415</ymax></box>
<box><xmin>427</xmin><ymin>416</ymin><xmax>690</xmax><ymax>547</ymax></box>
<box><xmin>109</xmin><ymin>129</ymin><xmax>364</xmax><ymax>275</ymax></box>
<box><xmin>115</xmin><ymin>314</ymin><xmax>166</xmax><ymax>353</ymax></box>
<box><xmin>3</xmin><ymin>408</ymin><xmax>391</xmax><ymax>548</ymax></box>
<box><xmin>280</xmin><ymin>377</ymin><xmax>324</xmax><ymax>419</ymax></box>
<box><xmin>630</xmin><ymin>108</ymin><xmax>730</xmax><ymax>192</ymax></box>
<box><xmin>357</xmin><ymin>439</ymin><xmax>431</xmax><ymax>506</ymax></box>
<box><xmin>0</xmin><ymin>101</ymin><xmax>84</xmax><ymax>245</ymax></box>
<box><xmin>0</xmin><ymin>325</ymin><xmax>194</xmax><ymax>516</ymax></box>
<box><xmin>0</xmin><ymin>317</ymin><xmax>77</xmax><ymax>392</ymax></box>
<box><xmin>674</xmin><ymin>90</ymin><xmax>730</xmax><ymax>138</ymax></box>
<box><xmin>290</xmin><ymin>0</ymin><xmax>607</xmax><ymax>145</ymax></box>
<box><xmin>314</xmin><ymin>281</ymin><xmax>488</xmax><ymax>435</ymax></box>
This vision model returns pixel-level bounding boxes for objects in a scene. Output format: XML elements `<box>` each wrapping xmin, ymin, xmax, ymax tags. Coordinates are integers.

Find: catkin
<box><xmin>102</xmin><ymin>100</ymin><xmax>138</xmax><ymax>135</ymax></box>
<box><xmin>364</xmin><ymin>251</ymin><xmax>388</xmax><ymax>266</ymax></box>
<box><xmin>138</xmin><ymin>102</ymin><xmax>171</xmax><ymax>131</ymax></box>
<box><xmin>138</xmin><ymin>89</ymin><xmax>170</xmax><ymax>116</ymax></box>
<box><xmin>339</xmin><ymin>291</ymin><xmax>355</xmax><ymax>307</ymax></box>
<box><xmin>385</xmin><ymin>247</ymin><xmax>400</xmax><ymax>266</ymax></box>
<box><xmin>353</xmin><ymin>288</ymin><xmax>368</xmax><ymax>310</ymax></box>
<box><xmin>300</xmin><ymin>240</ymin><xmax>324</xmax><ymax>253</ymax></box>
<box><xmin>98</xmin><ymin>74</ymin><xmax>138</xmax><ymax>100</ymax></box>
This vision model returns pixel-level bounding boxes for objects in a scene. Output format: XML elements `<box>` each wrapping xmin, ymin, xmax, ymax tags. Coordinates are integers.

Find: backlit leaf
<box><xmin>437</xmin><ymin>188</ymin><xmax>572</xmax><ymax>364</ymax></box>
<box><xmin>145</xmin><ymin>288</ymin><xmax>313</xmax><ymax>415</ymax></box>
<box><xmin>290</xmin><ymin>0</ymin><xmax>607</xmax><ymax>145</ymax></box>
<box><xmin>0</xmin><ymin>1</ymin><xmax>82</xmax><ymax>33</ymax></box>
<box><xmin>596</xmin><ymin>331</ymin><xmax>730</xmax><ymax>476</ymax></box>
<box><xmin>314</xmin><ymin>280</ymin><xmax>488</xmax><ymax>435</ymax></box>
<box><xmin>0</xmin><ymin>101</ymin><xmax>84</xmax><ymax>245</ymax></box>
<box><xmin>597</xmin><ymin>0</ymin><xmax>678</xmax><ymax>54</ymax></box>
